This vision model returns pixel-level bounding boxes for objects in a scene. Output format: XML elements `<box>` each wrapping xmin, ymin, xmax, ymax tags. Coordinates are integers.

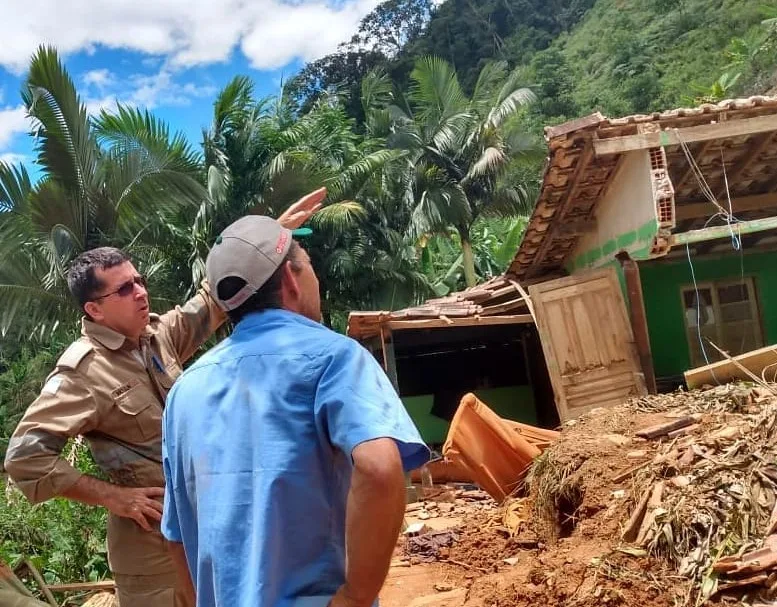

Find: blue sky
<box><xmin>0</xmin><ymin>0</ymin><xmax>382</xmax><ymax>177</ymax></box>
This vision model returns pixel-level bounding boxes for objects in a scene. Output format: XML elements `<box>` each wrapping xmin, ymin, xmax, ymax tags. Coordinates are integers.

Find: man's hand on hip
<box><xmin>61</xmin><ymin>475</ymin><xmax>165</xmax><ymax>532</ymax></box>
<box><xmin>103</xmin><ymin>485</ymin><xmax>165</xmax><ymax>531</ymax></box>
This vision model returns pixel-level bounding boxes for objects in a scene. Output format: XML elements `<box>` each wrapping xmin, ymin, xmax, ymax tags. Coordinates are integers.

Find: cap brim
<box><xmin>291</xmin><ymin>227</ymin><xmax>313</xmax><ymax>237</ymax></box>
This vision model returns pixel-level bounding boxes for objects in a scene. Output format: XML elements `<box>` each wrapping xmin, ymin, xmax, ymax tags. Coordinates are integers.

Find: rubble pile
<box><xmin>389</xmin><ymin>383</ymin><xmax>777</xmax><ymax>606</ymax></box>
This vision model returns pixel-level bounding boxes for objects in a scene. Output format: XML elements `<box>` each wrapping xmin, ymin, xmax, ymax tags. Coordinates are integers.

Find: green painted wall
<box><xmin>401</xmin><ymin>385</ymin><xmax>537</xmax><ymax>445</ymax></box>
<box><xmin>640</xmin><ymin>250</ymin><xmax>777</xmax><ymax>378</ymax></box>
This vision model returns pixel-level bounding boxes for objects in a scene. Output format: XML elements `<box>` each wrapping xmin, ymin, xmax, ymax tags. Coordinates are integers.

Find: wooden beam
<box><xmin>45</xmin><ymin>581</ymin><xmax>116</xmax><ymax>592</ymax></box>
<box><xmin>675</xmin><ymin>192</ymin><xmax>777</xmax><ymax>221</ymax></box>
<box><xmin>715</xmin><ymin>132</ymin><xmax>775</xmax><ymax>200</ymax></box>
<box><xmin>670</xmin><ymin>215</ymin><xmax>777</xmax><ymax>246</ymax></box>
<box><xmin>616</xmin><ymin>253</ymin><xmax>657</xmax><ymax>394</ymax></box>
<box><xmin>386</xmin><ymin>314</ymin><xmax>534</xmax><ymax>332</ymax></box>
<box><xmin>672</xmin><ymin>139</ymin><xmax>717</xmax><ymax>194</ymax></box>
<box><xmin>594</xmin><ymin>114</ymin><xmax>777</xmax><ymax>156</ymax></box>
<box><xmin>685</xmin><ymin>344</ymin><xmax>777</xmax><ymax>389</ymax></box>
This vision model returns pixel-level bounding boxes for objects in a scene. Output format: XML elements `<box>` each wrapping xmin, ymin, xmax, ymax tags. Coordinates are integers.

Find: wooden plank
<box><xmin>675</xmin><ymin>192</ymin><xmax>777</xmax><ymax>221</ymax></box>
<box><xmin>670</xmin><ymin>216</ymin><xmax>777</xmax><ymax>246</ymax></box>
<box><xmin>636</xmin><ymin>482</ymin><xmax>665</xmax><ymax>546</ymax></box>
<box><xmin>45</xmin><ymin>581</ymin><xmax>116</xmax><ymax>592</ymax></box>
<box><xmin>386</xmin><ymin>314</ymin><xmax>534</xmax><ymax>332</ymax></box>
<box><xmin>636</xmin><ymin>416</ymin><xmax>698</xmax><ymax>439</ymax></box>
<box><xmin>508</xmin><ymin>279</ymin><xmax>536</xmax><ymax>323</ymax></box>
<box><xmin>685</xmin><ymin>344</ymin><xmax>777</xmax><ymax>389</ymax></box>
<box><xmin>594</xmin><ymin>114</ymin><xmax>777</xmax><ymax>156</ymax></box>
<box><xmin>617</xmin><ymin>253</ymin><xmax>657</xmax><ymax>394</ymax></box>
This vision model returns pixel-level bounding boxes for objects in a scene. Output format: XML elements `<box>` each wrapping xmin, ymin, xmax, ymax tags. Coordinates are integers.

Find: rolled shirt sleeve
<box><xmin>315</xmin><ymin>339</ymin><xmax>429</xmax><ymax>472</ymax></box>
<box><xmin>4</xmin><ymin>371</ymin><xmax>100</xmax><ymax>503</ymax></box>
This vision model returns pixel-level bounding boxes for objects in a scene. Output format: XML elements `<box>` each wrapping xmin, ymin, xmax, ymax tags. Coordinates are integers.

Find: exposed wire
<box><xmin>686</xmin><ymin>242</ymin><xmax>716</xmax><ymax>379</ymax></box>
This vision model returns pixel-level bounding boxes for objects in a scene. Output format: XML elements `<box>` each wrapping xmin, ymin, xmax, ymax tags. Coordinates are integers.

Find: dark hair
<box><xmin>218</xmin><ymin>241</ymin><xmax>304</xmax><ymax>324</ymax></box>
<box><xmin>67</xmin><ymin>247</ymin><xmax>131</xmax><ymax>307</ymax></box>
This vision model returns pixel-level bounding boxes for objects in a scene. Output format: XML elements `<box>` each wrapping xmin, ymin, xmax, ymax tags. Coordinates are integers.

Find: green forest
<box><xmin>2</xmin><ymin>0</ymin><xmax>777</xmax><ymax>597</ymax></box>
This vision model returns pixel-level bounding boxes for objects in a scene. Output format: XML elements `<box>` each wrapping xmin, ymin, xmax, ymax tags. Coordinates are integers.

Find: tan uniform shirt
<box><xmin>4</xmin><ymin>286</ymin><xmax>226</xmax><ymax>575</ymax></box>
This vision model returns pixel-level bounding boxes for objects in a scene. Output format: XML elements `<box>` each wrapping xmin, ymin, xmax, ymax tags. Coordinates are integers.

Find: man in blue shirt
<box><xmin>161</xmin><ymin>215</ymin><xmax>429</xmax><ymax>607</ymax></box>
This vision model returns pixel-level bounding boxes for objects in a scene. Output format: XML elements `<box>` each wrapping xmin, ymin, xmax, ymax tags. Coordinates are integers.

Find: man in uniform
<box><xmin>3</xmin><ymin>188</ymin><xmax>325</xmax><ymax>607</ymax></box>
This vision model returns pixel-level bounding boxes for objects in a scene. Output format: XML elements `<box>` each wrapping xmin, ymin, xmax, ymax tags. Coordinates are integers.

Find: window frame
<box><xmin>680</xmin><ymin>276</ymin><xmax>764</xmax><ymax>368</ymax></box>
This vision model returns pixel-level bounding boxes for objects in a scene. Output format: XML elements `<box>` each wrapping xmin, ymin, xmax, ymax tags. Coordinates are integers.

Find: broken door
<box><xmin>528</xmin><ymin>267</ymin><xmax>647</xmax><ymax>422</ymax></box>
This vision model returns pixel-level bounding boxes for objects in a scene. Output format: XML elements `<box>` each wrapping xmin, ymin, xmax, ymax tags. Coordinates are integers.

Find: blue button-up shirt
<box><xmin>161</xmin><ymin>309</ymin><xmax>428</xmax><ymax>607</ymax></box>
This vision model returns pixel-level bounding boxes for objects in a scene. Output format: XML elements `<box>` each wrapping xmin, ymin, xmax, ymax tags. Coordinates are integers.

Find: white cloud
<box><xmin>82</xmin><ymin>68</ymin><xmax>115</xmax><ymax>89</ymax></box>
<box><xmin>0</xmin><ymin>105</ymin><xmax>29</xmax><ymax>149</ymax></box>
<box><xmin>0</xmin><ymin>0</ymin><xmax>382</xmax><ymax>74</ymax></box>
<box><xmin>82</xmin><ymin>68</ymin><xmax>218</xmax><ymax>114</ymax></box>
<box><xmin>0</xmin><ymin>152</ymin><xmax>27</xmax><ymax>165</ymax></box>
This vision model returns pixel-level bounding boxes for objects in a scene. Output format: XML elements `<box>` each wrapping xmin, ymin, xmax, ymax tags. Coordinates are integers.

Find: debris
<box><xmin>605</xmin><ymin>434</ymin><xmax>631</xmax><ymax>447</ymax></box>
<box><xmin>406</xmin><ymin>530</ymin><xmax>459</xmax><ymax>563</ymax></box>
<box><xmin>622</xmin><ymin>487</ymin><xmax>652</xmax><ymax>543</ymax></box>
<box><xmin>635</xmin><ymin>416</ymin><xmax>699</xmax><ymax>439</ymax></box>
<box><xmin>434</xmin><ymin>583</ymin><xmax>455</xmax><ymax>592</ymax></box>
<box><xmin>81</xmin><ymin>594</ymin><xmax>116</xmax><ymax>607</ymax></box>
<box><xmin>442</xmin><ymin>393</ymin><xmax>551</xmax><ymax>502</ymax></box>
<box><xmin>503</xmin><ymin>557</ymin><xmax>520</xmax><ymax>566</ymax></box>
<box><xmin>670</xmin><ymin>476</ymin><xmax>691</xmax><ymax>488</ymax></box>
<box><xmin>405</xmin><ymin>523</ymin><xmax>430</xmax><ymax>536</ymax></box>
<box><xmin>612</xmin><ymin>461</ymin><xmax>649</xmax><ymax>483</ymax></box>
<box><xmin>635</xmin><ymin>482</ymin><xmax>664</xmax><ymax>546</ymax></box>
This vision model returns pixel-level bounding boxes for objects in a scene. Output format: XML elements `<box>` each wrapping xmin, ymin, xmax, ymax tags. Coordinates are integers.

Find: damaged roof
<box><xmin>510</xmin><ymin>96</ymin><xmax>777</xmax><ymax>279</ymax></box>
<box><xmin>346</xmin><ymin>275</ymin><xmax>533</xmax><ymax>341</ymax></box>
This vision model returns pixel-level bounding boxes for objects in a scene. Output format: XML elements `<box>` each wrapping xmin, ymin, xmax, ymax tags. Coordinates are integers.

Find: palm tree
<box><xmin>0</xmin><ymin>46</ymin><xmax>206</xmax><ymax>339</ymax></box>
<box><xmin>387</xmin><ymin>57</ymin><xmax>541</xmax><ymax>287</ymax></box>
<box><xmin>199</xmin><ymin>76</ymin><xmax>425</xmax><ymax>323</ymax></box>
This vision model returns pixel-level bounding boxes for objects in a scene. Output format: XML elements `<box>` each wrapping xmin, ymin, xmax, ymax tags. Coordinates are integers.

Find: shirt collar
<box><xmin>236</xmin><ymin>309</ymin><xmax>321</xmax><ymax>332</ymax></box>
<box><xmin>81</xmin><ymin>317</ymin><xmax>158</xmax><ymax>350</ymax></box>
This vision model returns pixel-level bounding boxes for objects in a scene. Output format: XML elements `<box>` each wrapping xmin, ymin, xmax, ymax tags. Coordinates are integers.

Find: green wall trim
<box><xmin>568</xmin><ymin>218</ymin><xmax>659</xmax><ymax>273</ymax></box>
<box><xmin>616</xmin><ymin>231</ymin><xmax>638</xmax><ymax>248</ymax></box>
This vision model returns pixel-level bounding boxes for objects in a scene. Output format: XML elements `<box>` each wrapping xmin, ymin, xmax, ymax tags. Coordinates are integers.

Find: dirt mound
<box><xmin>395</xmin><ymin>383</ymin><xmax>777</xmax><ymax>606</ymax></box>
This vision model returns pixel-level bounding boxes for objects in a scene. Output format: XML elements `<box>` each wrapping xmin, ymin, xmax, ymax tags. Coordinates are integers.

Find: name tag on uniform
<box><xmin>42</xmin><ymin>376</ymin><xmax>63</xmax><ymax>395</ymax></box>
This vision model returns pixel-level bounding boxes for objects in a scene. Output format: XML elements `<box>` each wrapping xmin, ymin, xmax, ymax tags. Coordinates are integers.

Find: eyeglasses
<box><xmin>92</xmin><ymin>275</ymin><xmax>147</xmax><ymax>301</ymax></box>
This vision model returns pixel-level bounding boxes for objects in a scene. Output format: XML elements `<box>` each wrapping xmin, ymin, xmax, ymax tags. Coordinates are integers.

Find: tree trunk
<box><xmin>460</xmin><ymin>229</ymin><xmax>477</xmax><ymax>288</ymax></box>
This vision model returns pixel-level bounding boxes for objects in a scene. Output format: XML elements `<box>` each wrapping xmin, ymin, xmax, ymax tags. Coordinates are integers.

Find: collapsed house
<box><xmin>349</xmin><ymin>96</ymin><xmax>777</xmax><ymax>443</ymax></box>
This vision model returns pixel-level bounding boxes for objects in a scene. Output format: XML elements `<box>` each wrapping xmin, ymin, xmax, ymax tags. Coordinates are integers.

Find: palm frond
<box><xmin>213</xmin><ymin>76</ymin><xmax>255</xmax><ymax>134</ymax></box>
<box><xmin>310</xmin><ymin>201</ymin><xmax>367</xmax><ymax>231</ymax></box>
<box><xmin>23</xmin><ymin>46</ymin><xmax>99</xmax><ymax>210</ymax></box>
<box><xmin>471</xmin><ymin>61</ymin><xmax>508</xmax><ymax>109</ymax></box>
<box><xmin>361</xmin><ymin>68</ymin><xmax>393</xmax><ymax>116</ymax></box>
<box><xmin>487</xmin><ymin>73</ymin><xmax>536</xmax><ymax>128</ymax></box>
<box><xmin>0</xmin><ymin>161</ymin><xmax>32</xmax><ymax>212</ymax></box>
<box><xmin>410</xmin><ymin>56</ymin><xmax>467</xmax><ymax>124</ymax></box>
<box><xmin>466</xmin><ymin>146</ymin><xmax>508</xmax><ymax>180</ymax></box>
<box><xmin>326</xmin><ymin>149</ymin><xmax>404</xmax><ymax>199</ymax></box>
<box><xmin>94</xmin><ymin>104</ymin><xmax>202</xmax><ymax>173</ymax></box>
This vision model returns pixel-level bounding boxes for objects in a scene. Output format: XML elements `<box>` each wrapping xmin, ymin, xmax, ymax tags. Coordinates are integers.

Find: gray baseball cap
<box><xmin>206</xmin><ymin>215</ymin><xmax>312</xmax><ymax>311</ymax></box>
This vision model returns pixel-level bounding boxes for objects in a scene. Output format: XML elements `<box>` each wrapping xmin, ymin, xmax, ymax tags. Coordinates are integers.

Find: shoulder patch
<box><xmin>56</xmin><ymin>341</ymin><xmax>94</xmax><ymax>370</ymax></box>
